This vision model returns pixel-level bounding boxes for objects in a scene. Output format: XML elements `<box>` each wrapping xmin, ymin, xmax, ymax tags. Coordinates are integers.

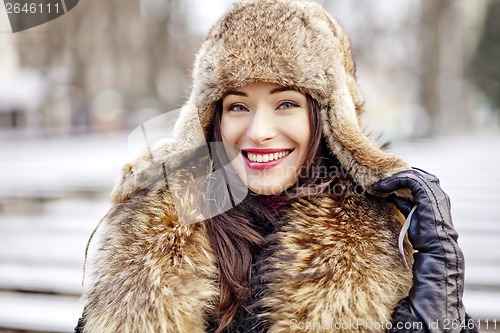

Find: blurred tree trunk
<box><xmin>419</xmin><ymin>0</ymin><xmax>496</xmax><ymax>136</ymax></box>
<box><xmin>470</xmin><ymin>0</ymin><xmax>500</xmax><ymax>115</ymax></box>
<box><xmin>13</xmin><ymin>0</ymin><xmax>193</xmax><ymax>134</ymax></box>
<box><xmin>419</xmin><ymin>0</ymin><xmax>454</xmax><ymax>136</ymax></box>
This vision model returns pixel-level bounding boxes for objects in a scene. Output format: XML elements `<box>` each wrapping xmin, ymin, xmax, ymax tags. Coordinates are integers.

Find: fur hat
<box><xmin>113</xmin><ymin>0</ymin><xmax>409</xmax><ymax>203</ymax></box>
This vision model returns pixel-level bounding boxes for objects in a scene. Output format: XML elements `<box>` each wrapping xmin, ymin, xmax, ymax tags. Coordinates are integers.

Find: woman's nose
<box><xmin>247</xmin><ymin>108</ymin><xmax>277</xmax><ymax>145</ymax></box>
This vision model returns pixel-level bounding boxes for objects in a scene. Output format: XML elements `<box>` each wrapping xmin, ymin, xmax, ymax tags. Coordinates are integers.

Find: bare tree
<box><xmin>13</xmin><ymin>0</ymin><xmax>195</xmax><ymax>133</ymax></box>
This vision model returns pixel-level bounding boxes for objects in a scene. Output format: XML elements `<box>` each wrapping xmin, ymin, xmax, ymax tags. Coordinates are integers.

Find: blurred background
<box><xmin>0</xmin><ymin>0</ymin><xmax>499</xmax><ymax>332</ymax></box>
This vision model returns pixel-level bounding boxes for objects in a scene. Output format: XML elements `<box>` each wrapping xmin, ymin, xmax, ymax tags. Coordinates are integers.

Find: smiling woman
<box><xmin>220</xmin><ymin>82</ymin><xmax>311</xmax><ymax>195</ymax></box>
<box><xmin>75</xmin><ymin>1</ymin><xmax>477</xmax><ymax>333</ymax></box>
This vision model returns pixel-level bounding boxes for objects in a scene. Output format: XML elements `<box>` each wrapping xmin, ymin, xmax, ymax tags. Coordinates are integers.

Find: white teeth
<box><xmin>246</xmin><ymin>151</ymin><xmax>291</xmax><ymax>163</ymax></box>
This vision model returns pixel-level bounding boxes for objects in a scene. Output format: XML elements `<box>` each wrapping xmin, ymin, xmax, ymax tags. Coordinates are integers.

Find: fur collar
<box><xmin>82</xmin><ymin>166</ymin><xmax>412</xmax><ymax>333</ymax></box>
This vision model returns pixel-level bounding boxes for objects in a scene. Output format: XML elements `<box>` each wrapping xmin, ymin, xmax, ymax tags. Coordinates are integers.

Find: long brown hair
<box><xmin>205</xmin><ymin>94</ymin><xmax>340</xmax><ymax>332</ymax></box>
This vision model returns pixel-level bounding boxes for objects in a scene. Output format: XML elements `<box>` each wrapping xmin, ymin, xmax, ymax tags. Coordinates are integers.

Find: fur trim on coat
<box><xmin>82</xmin><ymin>172</ymin><xmax>413</xmax><ymax>333</ymax></box>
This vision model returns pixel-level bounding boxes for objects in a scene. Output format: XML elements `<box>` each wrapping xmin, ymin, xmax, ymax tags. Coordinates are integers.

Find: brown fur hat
<box><xmin>113</xmin><ymin>0</ymin><xmax>409</xmax><ymax>202</ymax></box>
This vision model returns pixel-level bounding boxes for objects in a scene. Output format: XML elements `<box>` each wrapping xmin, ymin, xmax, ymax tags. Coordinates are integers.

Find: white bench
<box><xmin>0</xmin><ymin>136</ymin><xmax>126</xmax><ymax>332</ymax></box>
<box><xmin>0</xmin><ymin>199</ymin><xmax>108</xmax><ymax>332</ymax></box>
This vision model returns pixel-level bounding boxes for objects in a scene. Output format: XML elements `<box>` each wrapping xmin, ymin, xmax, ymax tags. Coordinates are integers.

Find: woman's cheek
<box><xmin>221</xmin><ymin>117</ymin><xmax>242</xmax><ymax>144</ymax></box>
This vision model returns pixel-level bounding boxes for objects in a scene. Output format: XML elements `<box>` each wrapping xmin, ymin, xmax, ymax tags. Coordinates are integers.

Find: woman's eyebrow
<box><xmin>223</xmin><ymin>90</ymin><xmax>247</xmax><ymax>98</ymax></box>
<box><xmin>270</xmin><ymin>87</ymin><xmax>295</xmax><ymax>94</ymax></box>
<box><xmin>223</xmin><ymin>87</ymin><xmax>295</xmax><ymax>98</ymax></box>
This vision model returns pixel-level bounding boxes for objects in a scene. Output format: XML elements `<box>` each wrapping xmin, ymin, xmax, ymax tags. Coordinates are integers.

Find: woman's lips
<box><xmin>241</xmin><ymin>148</ymin><xmax>294</xmax><ymax>170</ymax></box>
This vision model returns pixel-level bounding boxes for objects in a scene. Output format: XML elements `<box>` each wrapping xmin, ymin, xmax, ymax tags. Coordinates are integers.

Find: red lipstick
<box><xmin>241</xmin><ymin>148</ymin><xmax>294</xmax><ymax>170</ymax></box>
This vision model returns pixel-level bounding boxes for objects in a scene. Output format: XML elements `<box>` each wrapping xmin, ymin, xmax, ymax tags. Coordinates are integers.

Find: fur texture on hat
<box><xmin>112</xmin><ymin>0</ymin><xmax>410</xmax><ymax>203</ymax></box>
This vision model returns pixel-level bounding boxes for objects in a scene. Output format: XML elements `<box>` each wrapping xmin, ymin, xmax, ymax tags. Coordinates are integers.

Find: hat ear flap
<box><xmin>323</xmin><ymin>101</ymin><xmax>410</xmax><ymax>192</ymax></box>
<box><xmin>321</xmin><ymin>15</ymin><xmax>410</xmax><ymax>190</ymax></box>
<box><xmin>172</xmin><ymin>99</ymin><xmax>207</xmax><ymax>146</ymax></box>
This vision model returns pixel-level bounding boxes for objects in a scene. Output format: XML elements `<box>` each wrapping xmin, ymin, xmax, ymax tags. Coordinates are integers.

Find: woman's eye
<box><xmin>227</xmin><ymin>104</ymin><xmax>248</xmax><ymax>112</ymax></box>
<box><xmin>278</xmin><ymin>101</ymin><xmax>299</xmax><ymax>110</ymax></box>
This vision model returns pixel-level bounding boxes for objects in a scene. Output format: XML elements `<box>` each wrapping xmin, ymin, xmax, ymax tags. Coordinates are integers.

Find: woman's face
<box><xmin>221</xmin><ymin>82</ymin><xmax>311</xmax><ymax>195</ymax></box>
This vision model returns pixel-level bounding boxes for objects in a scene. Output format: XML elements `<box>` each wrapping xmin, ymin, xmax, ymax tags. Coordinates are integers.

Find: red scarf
<box><xmin>257</xmin><ymin>195</ymin><xmax>290</xmax><ymax>209</ymax></box>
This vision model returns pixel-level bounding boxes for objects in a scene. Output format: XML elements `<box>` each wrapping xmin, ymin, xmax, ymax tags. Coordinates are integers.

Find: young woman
<box><xmin>76</xmin><ymin>0</ymin><xmax>477</xmax><ymax>332</ymax></box>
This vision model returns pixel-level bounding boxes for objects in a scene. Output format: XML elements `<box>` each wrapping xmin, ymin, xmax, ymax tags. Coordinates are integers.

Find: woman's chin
<box><xmin>247</xmin><ymin>180</ymin><xmax>294</xmax><ymax>196</ymax></box>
